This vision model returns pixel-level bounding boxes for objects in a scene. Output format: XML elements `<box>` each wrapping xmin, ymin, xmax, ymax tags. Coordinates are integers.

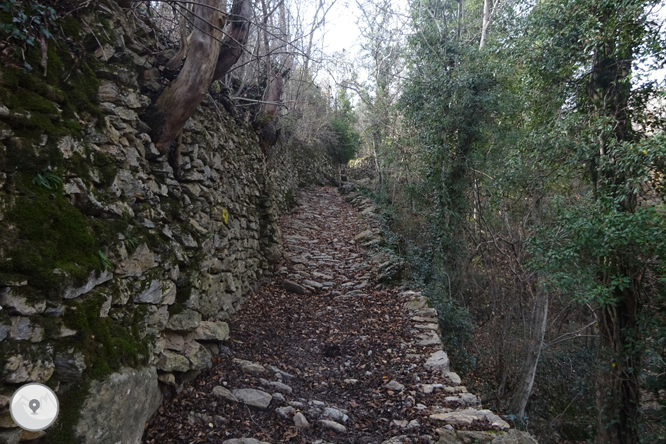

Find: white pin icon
<box><xmin>10</xmin><ymin>383</ymin><xmax>59</xmax><ymax>431</ymax></box>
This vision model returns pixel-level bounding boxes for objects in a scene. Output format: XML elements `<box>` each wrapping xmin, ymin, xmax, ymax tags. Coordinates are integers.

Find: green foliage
<box><xmin>97</xmin><ymin>250</ymin><xmax>112</xmax><ymax>270</ymax></box>
<box><xmin>31</xmin><ymin>170</ymin><xmax>62</xmax><ymax>189</ymax></box>
<box><xmin>324</xmin><ymin>88</ymin><xmax>361</xmax><ymax>164</ymax></box>
<box><xmin>361</xmin><ymin>0</ymin><xmax>666</xmax><ymax>439</ymax></box>
<box><xmin>0</xmin><ymin>0</ymin><xmax>56</xmax><ymax>56</ymax></box>
<box><xmin>427</xmin><ymin>280</ymin><xmax>477</xmax><ymax>372</ymax></box>
<box><xmin>328</xmin><ymin>115</ymin><xmax>361</xmax><ymax>164</ymax></box>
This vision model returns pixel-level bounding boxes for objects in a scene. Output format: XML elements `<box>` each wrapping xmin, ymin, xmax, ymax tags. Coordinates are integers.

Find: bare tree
<box><xmin>144</xmin><ymin>0</ymin><xmax>252</xmax><ymax>154</ymax></box>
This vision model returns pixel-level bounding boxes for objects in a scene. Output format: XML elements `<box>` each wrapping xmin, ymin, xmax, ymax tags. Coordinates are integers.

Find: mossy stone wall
<box><xmin>0</xmin><ymin>1</ymin><xmax>335</xmax><ymax>443</ymax></box>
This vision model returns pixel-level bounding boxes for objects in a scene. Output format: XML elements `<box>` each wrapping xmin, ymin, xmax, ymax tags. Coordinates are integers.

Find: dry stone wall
<box><xmin>0</xmin><ymin>2</ymin><xmax>335</xmax><ymax>443</ymax></box>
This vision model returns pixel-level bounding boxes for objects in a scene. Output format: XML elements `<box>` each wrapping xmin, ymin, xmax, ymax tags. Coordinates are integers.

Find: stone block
<box><xmin>156</xmin><ymin>351</ymin><xmax>190</xmax><ymax>372</ymax></box>
<box><xmin>231</xmin><ymin>389</ymin><xmax>272</xmax><ymax>409</ymax></box>
<box><xmin>0</xmin><ymin>288</ymin><xmax>46</xmax><ymax>315</ymax></box>
<box><xmin>167</xmin><ymin>310</ymin><xmax>201</xmax><ymax>332</ymax></box>
<box><xmin>192</xmin><ymin>321</ymin><xmax>229</xmax><ymax>342</ymax></box>
<box><xmin>75</xmin><ymin>367</ymin><xmax>162</xmax><ymax>444</ymax></box>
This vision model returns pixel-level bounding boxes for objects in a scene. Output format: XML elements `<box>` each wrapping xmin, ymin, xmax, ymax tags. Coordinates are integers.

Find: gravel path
<box><xmin>142</xmin><ymin>186</ymin><xmax>520</xmax><ymax>444</ymax></box>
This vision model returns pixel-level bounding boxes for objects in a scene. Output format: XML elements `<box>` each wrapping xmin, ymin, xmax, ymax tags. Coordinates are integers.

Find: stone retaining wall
<box><xmin>0</xmin><ymin>2</ymin><xmax>335</xmax><ymax>443</ymax></box>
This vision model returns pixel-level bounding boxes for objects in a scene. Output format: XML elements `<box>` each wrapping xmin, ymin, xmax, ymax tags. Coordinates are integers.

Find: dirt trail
<box><xmin>142</xmin><ymin>186</ymin><xmax>526</xmax><ymax>444</ymax></box>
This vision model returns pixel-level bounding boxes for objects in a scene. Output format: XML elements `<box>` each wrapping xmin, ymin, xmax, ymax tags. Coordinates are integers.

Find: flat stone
<box><xmin>266</xmin><ymin>365</ymin><xmax>294</xmax><ymax>379</ymax></box>
<box><xmin>414</xmin><ymin>323</ymin><xmax>439</xmax><ymax>330</ymax></box>
<box><xmin>158</xmin><ymin>373</ymin><xmax>176</xmax><ymax>386</ymax></box>
<box><xmin>425</xmin><ymin>350</ymin><xmax>450</xmax><ymax>373</ymax></box>
<box><xmin>183</xmin><ymin>341</ymin><xmax>211</xmax><ymax>370</ymax></box>
<box><xmin>3</xmin><ymin>353</ymin><xmax>54</xmax><ymax>383</ymax></box>
<box><xmin>445</xmin><ymin>372</ymin><xmax>462</xmax><ymax>384</ymax></box>
<box><xmin>420</xmin><ymin>384</ymin><xmax>434</xmax><ymax>394</ymax></box>
<box><xmin>192</xmin><ymin>321</ymin><xmax>229</xmax><ymax>342</ymax></box>
<box><xmin>430</xmin><ymin>408</ymin><xmax>510</xmax><ymax>431</ymax></box>
<box><xmin>232</xmin><ymin>389</ymin><xmax>272</xmax><ymax>409</ymax></box>
<box><xmin>302</xmin><ymin>279</ymin><xmax>323</xmax><ymax>289</ymax></box>
<box><xmin>354</xmin><ymin>230</ymin><xmax>374</xmax><ymax>242</ymax></box>
<box><xmin>259</xmin><ymin>378</ymin><xmax>292</xmax><ymax>394</ymax></box>
<box><xmin>232</xmin><ymin>358</ymin><xmax>267</xmax><ymax>375</ymax></box>
<box><xmin>385</xmin><ymin>380</ymin><xmax>405</xmax><ymax>391</ymax></box>
<box><xmin>490</xmin><ymin>429</ymin><xmax>539</xmax><ymax>443</ymax></box>
<box><xmin>134</xmin><ymin>280</ymin><xmax>176</xmax><ymax>305</ymax></box>
<box><xmin>0</xmin><ymin>288</ymin><xmax>46</xmax><ymax>315</ymax></box>
<box><xmin>63</xmin><ymin>271</ymin><xmax>113</xmax><ymax>299</ymax></box>
<box><xmin>20</xmin><ymin>430</ymin><xmax>46</xmax><ymax>441</ymax></box>
<box><xmin>275</xmin><ymin>406</ymin><xmax>295</xmax><ymax>418</ymax></box>
<box><xmin>223</xmin><ymin>439</ymin><xmax>271</xmax><ymax>444</ymax></box>
<box><xmin>162</xmin><ymin>332</ymin><xmax>185</xmax><ymax>351</ymax></box>
<box><xmin>382</xmin><ymin>436</ymin><xmax>414</xmax><ymax>444</ymax></box>
<box><xmin>416</xmin><ymin>308</ymin><xmax>438</xmax><ymax>317</ymax></box>
<box><xmin>293</xmin><ymin>412</ymin><xmax>309</xmax><ymax>428</ymax></box>
<box><xmin>404</xmin><ymin>296</ymin><xmax>429</xmax><ymax>310</ymax></box>
<box><xmin>412</xmin><ymin>316</ymin><xmax>438</xmax><ymax>323</ymax></box>
<box><xmin>323</xmin><ymin>407</ymin><xmax>348</xmax><ymax>423</ymax></box>
<box><xmin>75</xmin><ymin>367</ymin><xmax>162</xmax><ymax>444</ymax></box>
<box><xmin>212</xmin><ymin>386</ymin><xmax>238</xmax><ymax>402</ymax></box>
<box><xmin>156</xmin><ymin>351</ymin><xmax>190</xmax><ymax>372</ymax></box>
<box><xmin>115</xmin><ymin>243</ymin><xmax>157</xmax><ymax>277</ymax></box>
<box><xmin>54</xmin><ymin>349</ymin><xmax>87</xmax><ymax>382</ymax></box>
<box><xmin>416</xmin><ymin>331</ymin><xmax>441</xmax><ymax>346</ymax></box>
<box><xmin>9</xmin><ymin>317</ymin><xmax>43</xmax><ymax>342</ymax></box>
<box><xmin>166</xmin><ymin>310</ymin><xmax>201</xmax><ymax>332</ymax></box>
<box><xmin>282</xmin><ymin>280</ymin><xmax>306</xmax><ymax>295</ymax></box>
<box><xmin>319</xmin><ymin>419</ymin><xmax>347</xmax><ymax>433</ymax></box>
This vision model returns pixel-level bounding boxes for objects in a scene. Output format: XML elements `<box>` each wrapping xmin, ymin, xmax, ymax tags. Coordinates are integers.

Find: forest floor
<box><xmin>141</xmin><ymin>186</ymin><xmax>511</xmax><ymax>444</ymax></box>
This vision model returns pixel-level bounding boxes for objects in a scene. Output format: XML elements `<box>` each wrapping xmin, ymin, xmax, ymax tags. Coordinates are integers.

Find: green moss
<box><xmin>0</xmin><ymin>40</ymin><xmax>102</xmax><ymax>137</ymax></box>
<box><xmin>159</xmin><ymin>195</ymin><xmax>183</xmax><ymax>222</ymax></box>
<box><xmin>92</xmin><ymin>151</ymin><xmax>119</xmax><ymax>187</ymax></box>
<box><xmin>44</xmin><ymin>380</ymin><xmax>88</xmax><ymax>444</ymax></box>
<box><xmin>0</xmin><ymin>185</ymin><xmax>102</xmax><ymax>294</ymax></box>
<box><xmin>5</xmin><ymin>138</ymin><xmax>56</xmax><ymax>174</ymax></box>
<box><xmin>61</xmin><ymin>16</ymin><xmax>83</xmax><ymax>39</ymax></box>
<box><xmin>65</xmin><ymin>61</ymin><xmax>100</xmax><ymax>118</ymax></box>
<box><xmin>167</xmin><ymin>302</ymin><xmax>185</xmax><ymax>316</ymax></box>
<box><xmin>62</xmin><ymin>296</ymin><xmax>150</xmax><ymax>381</ymax></box>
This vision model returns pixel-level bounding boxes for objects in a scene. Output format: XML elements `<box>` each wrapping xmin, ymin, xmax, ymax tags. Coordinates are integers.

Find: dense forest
<box><xmin>0</xmin><ymin>0</ymin><xmax>664</xmax><ymax>442</ymax></box>
<box><xmin>336</xmin><ymin>0</ymin><xmax>666</xmax><ymax>443</ymax></box>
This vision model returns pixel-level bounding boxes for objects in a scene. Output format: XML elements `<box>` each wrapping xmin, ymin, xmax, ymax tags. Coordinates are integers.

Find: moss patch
<box><xmin>44</xmin><ymin>380</ymin><xmax>88</xmax><ymax>444</ymax></box>
<box><xmin>1</xmin><ymin>186</ymin><xmax>102</xmax><ymax>294</ymax></box>
<box><xmin>0</xmin><ymin>41</ymin><xmax>101</xmax><ymax>142</ymax></box>
<box><xmin>62</xmin><ymin>296</ymin><xmax>150</xmax><ymax>381</ymax></box>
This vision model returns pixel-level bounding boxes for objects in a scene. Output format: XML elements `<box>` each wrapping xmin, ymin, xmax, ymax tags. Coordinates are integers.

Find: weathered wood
<box><xmin>212</xmin><ymin>0</ymin><xmax>252</xmax><ymax>81</ymax></box>
<box><xmin>146</xmin><ymin>0</ymin><xmax>225</xmax><ymax>153</ymax></box>
<box><xmin>256</xmin><ymin>69</ymin><xmax>284</xmax><ymax>155</ymax></box>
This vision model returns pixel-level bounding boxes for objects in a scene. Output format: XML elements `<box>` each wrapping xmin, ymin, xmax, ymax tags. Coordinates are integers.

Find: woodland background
<box><xmin>1</xmin><ymin>0</ymin><xmax>666</xmax><ymax>442</ymax></box>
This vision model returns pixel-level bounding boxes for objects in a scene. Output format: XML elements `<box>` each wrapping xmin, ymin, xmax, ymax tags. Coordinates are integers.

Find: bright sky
<box><xmin>316</xmin><ymin>0</ymin><xmax>666</xmax><ymax>87</ymax></box>
<box><xmin>323</xmin><ymin>0</ymin><xmax>363</xmax><ymax>55</ymax></box>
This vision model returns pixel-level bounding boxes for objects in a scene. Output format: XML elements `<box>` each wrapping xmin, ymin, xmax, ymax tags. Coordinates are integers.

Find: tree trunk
<box><xmin>256</xmin><ymin>68</ymin><xmax>284</xmax><ymax>155</ymax></box>
<box><xmin>146</xmin><ymin>0</ymin><xmax>225</xmax><ymax>153</ymax></box>
<box><xmin>588</xmin><ymin>6</ymin><xmax>640</xmax><ymax>443</ymax></box>
<box><xmin>479</xmin><ymin>0</ymin><xmax>490</xmax><ymax>48</ymax></box>
<box><xmin>509</xmin><ymin>284</ymin><xmax>548</xmax><ymax>417</ymax></box>
<box><xmin>509</xmin><ymin>193</ymin><xmax>549</xmax><ymax>417</ymax></box>
<box><xmin>456</xmin><ymin>0</ymin><xmax>463</xmax><ymax>43</ymax></box>
<box><xmin>596</xmin><ymin>286</ymin><xmax>640</xmax><ymax>444</ymax></box>
<box><xmin>212</xmin><ymin>0</ymin><xmax>253</xmax><ymax>82</ymax></box>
